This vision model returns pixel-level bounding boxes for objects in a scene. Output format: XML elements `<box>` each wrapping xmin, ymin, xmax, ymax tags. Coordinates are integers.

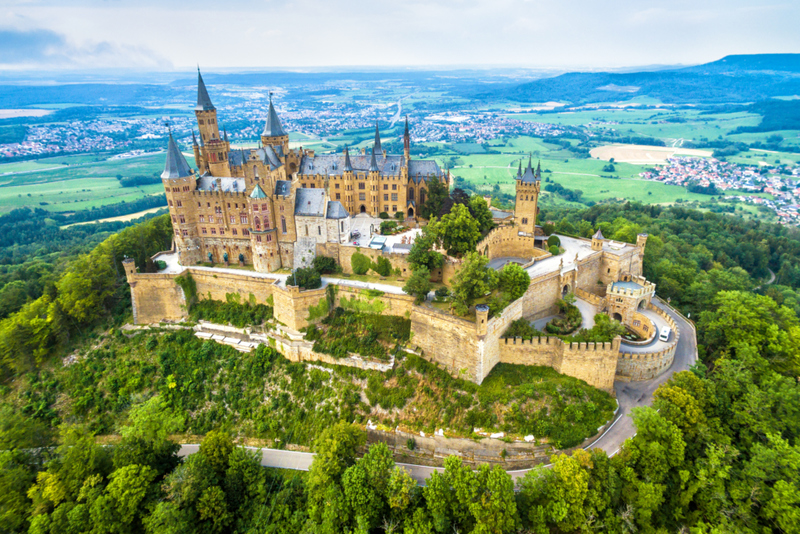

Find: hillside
<box><xmin>501</xmin><ymin>53</ymin><xmax>800</xmax><ymax>104</ymax></box>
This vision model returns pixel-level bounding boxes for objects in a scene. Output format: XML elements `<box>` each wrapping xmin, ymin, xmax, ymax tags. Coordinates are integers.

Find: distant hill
<box><xmin>500</xmin><ymin>54</ymin><xmax>800</xmax><ymax>105</ymax></box>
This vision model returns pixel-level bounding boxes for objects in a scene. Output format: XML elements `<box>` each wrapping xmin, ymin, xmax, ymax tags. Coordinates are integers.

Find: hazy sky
<box><xmin>1</xmin><ymin>0</ymin><xmax>798</xmax><ymax>71</ymax></box>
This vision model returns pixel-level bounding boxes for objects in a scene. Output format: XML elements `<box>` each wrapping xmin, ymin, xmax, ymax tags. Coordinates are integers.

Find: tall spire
<box><xmin>262</xmin><ymin>93</ymin><xmax>286</xmax><ymax>137</ymax></box>
<box><xmin>517</xmin><ymin>160</ymin><xmax>522</xmax><ymax>177</ymax></box>
<box><xmin>528</xmin><ymin>153</ymin><xmax>533</xmax><ymax>170</ymax></box>
<box><xmin>404</xmin><ymin>115</ymin><xmax>409</xmax><ymax>137</ymax></box>
<box><xmin>343</xmin><ymin>146</ymin><xmax>353</xmax><ymax>172</ymax></box>
<box><xmin>161</xmin><ymin>132</ymin><xmax>193</xmax><ymax>179</ymax></box>
<box><xmin>369</xmin><ymin>146</ymin><xmax>379</xmax><ymax>172</ymax></box>
<box><xmin>223</xmin><ymin>128</ymin><xmax>229</xmax><ymax>143</ymax></box>
<box><xmin>536</xmin><ymin>160</ymin><xmax>541</xmax><ymax>180</ymax></box>
<box><xmin>192</xmin><ymin>130</ymin><xmax>198</xmax><ymax>147</ymax></box>
<box><xmin>195</xmin><ymin>67</ymin><xmax>215</xmax><ymax>111</ymax></box>
<box><xmin>374</xmin><ymin>121</ymin><xmax>382</xmax><ymax>154</ymax></box>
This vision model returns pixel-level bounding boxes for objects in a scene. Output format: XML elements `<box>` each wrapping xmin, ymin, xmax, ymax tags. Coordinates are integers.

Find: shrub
<box><xmin>351</xmin><ymin>251</ymin><xmax>371</xmax><ymax>275</ymax></box>
<box><xmin>549</xmin><ymin>245</ymin><xmax>560</xmax><ymax>255</ymax></box>
<box><xmin>189</xmin><ymin>299</ymin><xmax>273</xmax><ymax>327</ymax></box>
<box><xmin>502</xmin><ymin>318</ymin><xmax>541</xmax><ymax>338</ymax></box>
<box><xmin>380</xmin><ymin>221</ymin><xmax>398</xmax><ymax>235</ymax></box>
<box><xmin>547</xmin><ymin>235</ymin><xmax>561</xmax><ymax>248</ymax></box>
<box><xmin>434</xmin><ymin>287</ymin><xmax>450</xmax><ymax>298</ymax></box>
<box><xmin>288</xmin><ymin>267</ymin><xmax>321</xmax><ymax>290</ymax></box>
<box><xmin>372</xmin><ymin>256</ymin><xmax>392</xmax><ymax>277</ymax></box>
<box><xmin>406</xmin><ymin>438</ymin><xmax>416</xmax><ymax>450</ymax></box>
<box><xmin>155</xmin><ymin>260</ymin><xmax>167</xmax><ymax>271</ymax></box>
<box><xmin>379</xmin><ymin>212</ymin><xmax>390</xmax><ymax>220</ymax></box>
<box><xmin>395</xmin><ymin>212</ymin><xmax>405</xmax><ymax>221</ymax></box>
<box><xmin>312</xmin><ymin>255</ymin><xmax>339</xmax><ymax>274</ymax></box>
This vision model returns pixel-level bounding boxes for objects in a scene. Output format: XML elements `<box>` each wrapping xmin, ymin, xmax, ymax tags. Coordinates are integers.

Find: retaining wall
<box><xmin>616</xmin><ymin>303</ymin><xmax>679</xmax><ymax>381</ymax></box>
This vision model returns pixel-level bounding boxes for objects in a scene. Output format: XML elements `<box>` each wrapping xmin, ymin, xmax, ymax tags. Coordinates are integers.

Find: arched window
<box><xmin>253</xmin><ymin>165</ymin><xmax>259</xmax><ymax>179</ymax></box>
<box><xmin>409</xmin><ymin>188</ymin><xmax>415</xmax><ymax>202</ymax></box>
<box><xmin>254</xmin><ymin>216</ymin><xmax>261</xmax><ymax>230</ymax></box>
<box><xmin>281</xmin><ymin>216</ymin><xmax>287</xmax><ymax>233</ymax></box>
<box><xmin>420</xmin><ymin>188</ymin><xmax>427</xmax><ymax>206</ymax></box>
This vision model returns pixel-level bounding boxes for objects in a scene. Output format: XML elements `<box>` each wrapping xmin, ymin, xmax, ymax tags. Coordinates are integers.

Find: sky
<box><xmin>1</xmin><ymin>0</ymin><xmax>798</xmax><ymax>71</ymax></box>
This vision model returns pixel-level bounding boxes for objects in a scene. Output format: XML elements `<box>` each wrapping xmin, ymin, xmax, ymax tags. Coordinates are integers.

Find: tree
<box><xmin>351</xmin><ymin>252</ymin><xmax>372</xmax><ymax>276</ymax></box>
<box><xmin>435</xmin><ymin>204</ymin><xmax>480</xmax><ymax>258</ymax></box>
<box><xmin>408</xmin><ymin>227</ymin><xmax>444</xmax><ymax>272</ymax></box>
<box><xmin>199</xmin><ymin>430</ymin><xmax>234</xmax><ymax>481</ymax></box>
<box><xmin>468</xmin><ymin>195</ymin><xmax>494</xmax><ymax>233</ymax></box>
<box><xmin>288</xmin><ymin>266</ymin><xmax>321</xmax><ymax>289</ymax></box>
<box><xmin>372</xmin><ymin>256</ymin><xmax>393</xmax><ymax>277</ymax></box>
<box><xmin>403</xmin><ymin>267</ymin><xmax>432</xmax><ymax>304</ymax></box>
<box><xmin>313</xmin><ymin>255</ymin><xmax>339</xmax><ymax>275</ymax></box>
<box><xmin>450</xmin><ymin>252</ymin><xmax>497</xmax><ymax>315</ymax></box>
<box><xmin>419</xmin><ymin>178</ymin><xmax>449</xmax><ymax>220</ymax></box>
<box><xmin>547</xmin><ymin>235</ymin><xmax>560</xmax><ymax>248</ymax></box>
<box><xmin>498</xmin><ymin>263</ymin><xmax>530</xmax><ymax>302</ymax></box>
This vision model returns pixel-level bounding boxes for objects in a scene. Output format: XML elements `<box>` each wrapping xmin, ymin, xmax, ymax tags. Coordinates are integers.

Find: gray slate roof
<box><xmin>250</xmin><ymin>184</ymin><xmax>268</xmax><ymax>199</ymax></box>
<box><xmin>257</xmin><ymin>145</ymin><xmax>282</xmax><ymax>170</ymax></box>
<box><xmin>195</xmin><ymin>69</ymin><xmax>215</xmax><ymax>111</ymax></box>
<box><xmin>196</xmin><ymin>175</ymin><xmax>245</xmax><ymax>193</ymax></box>
<box><xmin>275</xmin><ymin>180</ymin><xmax>291</xmax><ymax>196</ymax></box>
<box><xmin>374</xmin><ymin>122</ymin><xmax>382</xmax><ymax>153</ymax></box>
<box><xmin>326</xmin><ymin>201</ymin><xmax>349</xmax><ymax>219</ymax></box>
<box><xmin>300</xmin><ymin>153</ymin><xmax>404</xmax><ymax>176</ymax></box>
<box><xmin>262</xmin><ymin>98</ymin><xmax>286</xmax><ymax>137</ymax></box>
<box><xmin>593</xmin><ymin>229</ymin><xmax>604</xmax><ymax>240</ymax></box>
<box><xmin>408</xmin><ymin>160</ymin><xmax>443</xmax><ymax>183</ymax></box>
<box><xmin>229</xmin><ymin>149</ymin><xmax>248</xmax><ymax>167</ymax></box>
<box><xmin>295</xmin><ymin>188</ymin><xmax>326</xmax><ymax>217</ymax></box>
<box><xmin>161</xmin><ymin>134</ymin><xmax>193</xmax><ymax>179</ymax></box>
<box><xmin>519</xmin><ymin>159</ymin><xmax>538</xmax><ymax>183</ymax></box>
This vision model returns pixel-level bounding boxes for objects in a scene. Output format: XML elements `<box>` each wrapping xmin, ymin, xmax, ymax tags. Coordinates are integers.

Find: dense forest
<box><xmin>0</xmin><ymin>204</ymin><xmax>799</xmax><ymax>532</ymax></box>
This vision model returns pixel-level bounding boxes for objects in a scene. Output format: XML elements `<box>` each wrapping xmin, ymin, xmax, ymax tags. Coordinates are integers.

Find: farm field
<box><xmin>590</xmin><ymin>144</ymin><xmax>713</xmax><ymax>163</ymax></box>
<box><xmin>0</xmin><ymin>152</ymin><xmax>180</xmax><ymax>213</ymax></box>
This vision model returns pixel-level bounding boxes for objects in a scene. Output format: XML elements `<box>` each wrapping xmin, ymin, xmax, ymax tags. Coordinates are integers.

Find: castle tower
<box><xmin>592</xmin><ymin>229</ymin><xmax>605</xmax><ymax>251</ymax></box>
<box><xmin>248</xmin><ymin>184</ymin><xmax>281</xmax><ymax>272</ymax></box>
<box><xmin>162</xmin><ymin>132</ymin><xmax>202</xmax><ymax>265</ymax></box>
<box><xmin>368</xmin><ymin>147</ymin><xmax>381</xmax><ymax>216</ymax></box>
<box><xmin>515</xmin><ymin>156</ymin><xmax>540</xmax><ymax>235</ymax></box>
<box><xmin>476</xmin><ymin>304</ymin><xmax>489</xmax><ymax>336</ymax></box>
<box><xmin>194</xmin><ymin>68</ymin><xmax>230</xmax><ymax>176</ymax></box>
<box><xmin>403</xmin><ymin>115</ymin><xmax>410</xmax><ymax>165</ymax></box>
<box><xmin>191</xmin><ymin>131</ymin><xmax>203</xmax><ymax>173</ymax></box>
<box><xmin>261</xmin><ymin>94</ymin><xmax>289</xmax><ymax>156</ymax></box>
<box><xmin>637</xmin><ymin>233</ymin><xmax>648</xmax><ymax>249</ymax></box>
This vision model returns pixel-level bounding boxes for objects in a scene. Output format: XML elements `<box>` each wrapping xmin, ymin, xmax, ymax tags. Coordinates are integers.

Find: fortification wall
<box><xmin>190</xmin><ymin>269</ymin><xmax>276</xmax><ymax>304</ymax></box>
<box><xmin>575</xmin><ymin>253</ymin><xmax>604</xmax><ymax>296</ymax></box>
<box><xmin>521</xmin><ymin>270</ymin><xmax>562</xmax><ymax>320</ymax></box>
<box><xmin>616</xmin><ymin>303</ymin><xmax>679</xmax><ymax>381</ymax></box>
<box><xmin>498</xmin><ymin>336</ymin><xmax>619</xmax><ymax>392</ymax></box>
<box><xmin>334</xmin><ymin>286</ymin><xmax>415</xmax><ymax>317</ymax></box>
<box><xmin>129</xmin><ymin>273</ymin><xmax>187</xmax><ymax>324</ymax></box>
<box><xmin>410</xmin><ymin>306</ymin><xmax>480</xmax><ymax>381</ymax></box>
<box><xmin>272</xmin><ymin>285</ymin><xmax>327</xmax><ymax>332</ymax></box>
<box><xmin>575</xmin><ymin>287</ymin><xmax>605</xmax><ymax>308</ymax></box>
<box><xmin>476</xmin><ymin>225</ymin><xmax>538</xmax><ymax>260</ymax></box>
<box><xmin>629</xmin><ymin>311</ymin><xmax>655</xmax><ymax>341</ymax></box>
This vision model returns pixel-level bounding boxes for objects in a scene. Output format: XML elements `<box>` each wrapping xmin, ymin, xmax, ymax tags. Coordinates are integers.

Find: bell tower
<box><xmin>194</xmin><ymin>68</ymin><xmax>229</xmax><ymax>176</ymax></box>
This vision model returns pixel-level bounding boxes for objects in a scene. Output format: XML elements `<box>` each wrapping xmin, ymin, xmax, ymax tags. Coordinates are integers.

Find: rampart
<box><xmin>475</xmin><ymin>225</ymin><xmax>542</xmax><ymax>260</ymax></box>
<box><xmin>616</xmin><ymin>303</ymin><xmax>679</xmax><ymax>381</ymax></box>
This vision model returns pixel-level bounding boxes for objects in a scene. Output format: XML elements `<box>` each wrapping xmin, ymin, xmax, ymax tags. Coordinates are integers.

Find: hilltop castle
<box><xmin>163</xmin><ymin>69</ymin><xmax>447</xmax><ymax>272</ymax></box>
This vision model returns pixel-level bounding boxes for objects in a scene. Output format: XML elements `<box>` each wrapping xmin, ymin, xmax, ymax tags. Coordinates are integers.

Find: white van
<box><xmin>659</xmin><ymin>326</ymin><xmax>671</xmax><ymax>342</ymax></box>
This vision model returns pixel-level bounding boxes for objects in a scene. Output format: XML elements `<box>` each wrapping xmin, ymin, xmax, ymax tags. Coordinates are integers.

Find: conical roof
<box><xmin>517</xmin><ymin>160</ymin><xmax>522</xmax><ymax>177</ymax></box>
<box><xmin>262</xmin><ymin>95</ymin><xmax>286</xmax><ymax>137</ymax></box>
<box><xmin>195</xmin><ymin>68</ymin><xmax>215</xmax><ymax>111</ymax></box>
<box><xmin>192</xmin><ymin>130</ymin><xmax>198</xmax><ymax>146</ymax></box>
<box><xmin>519</xmin><ymin>156</ymin><xmax>537</xmax><ymax>183</ymax></box>
<box><xmin>223</xmin><ymin>129</ymin><xmax>228</xmax><ymax>143</ymax></box>
<box><xmin>250</xmin><ymin>184</ymin><xmax>268</xmax><ymax>199</ymax></box>
<box><xmin>374</xmin><ymin>121</ymin><xmax>382</xmax><ymax>153</ymax></box>
<box><xmin>593</xmin><ymin>229</ymin><xmax>604</xmax><ymax>240</ymax></box>
<box><xmin>369</xmin><ymin>147</ymin><xmax>379</xmax><ymax>172</ymax></box>
<box><xmin>343</xmin><ymin>146</ymin><xmax>353</xmax><ymax>172</ymax></box>
<box><xmin>161</xmin><ymin>133</ymin><xmax>193</xmax><ymax>179</ymax></box>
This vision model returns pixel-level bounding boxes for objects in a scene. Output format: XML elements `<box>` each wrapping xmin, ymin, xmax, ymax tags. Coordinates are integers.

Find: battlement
<box><xmin>192</xmin><ymin>189</ymin><xmax>248</xmax><ymax>198</ymax></box>
<box><xmin>607</xmin><ymin>278</ymin><xmax>656</xmax><ymax>298</ymax></box>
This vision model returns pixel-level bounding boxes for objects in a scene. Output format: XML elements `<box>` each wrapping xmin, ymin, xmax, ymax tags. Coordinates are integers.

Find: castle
<box><xmin>127</xmin><ymin>74</ymin><xmax>681</xmax><ymax>394</ymax></box>
<box><xmin>163</xmin><ymin>69</ymin><xmax>447</xmax><ymax>272</ymax></box>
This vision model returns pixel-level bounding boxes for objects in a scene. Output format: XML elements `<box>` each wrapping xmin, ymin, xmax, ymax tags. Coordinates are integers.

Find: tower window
<box><xmin>281</xmin><ymin>216</ymin><xmax>287</xmax><ymax>233</ymax></box>
<box><xmin>522</xmin><ymin>218</ymin><xmax>528</xmax><ymax>225</ymax></box>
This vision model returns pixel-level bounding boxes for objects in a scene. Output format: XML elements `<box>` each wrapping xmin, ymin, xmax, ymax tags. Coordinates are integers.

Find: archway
<box><xmin>562</xmin><ymin>284</ymin><xmax>571</xmax><ymax>297</ymax></box>
<box><xmin>360</xmin><ymin>205</ymin><xmax>367</xmax><ymax>214</ymax></box>
<box><xmin>638</xmin><ymin>299</ymin><xmax>647</xmax><ymax>310</ymax></box>
<box><xmin>612</xmin><ymin>312</ymin><xmax>623</xmax><ymax>322</ymax></box>
<box><xmin>407</xmin><ymin>207</ymin><xmax>414</xmax><ymax>217</ymax></box>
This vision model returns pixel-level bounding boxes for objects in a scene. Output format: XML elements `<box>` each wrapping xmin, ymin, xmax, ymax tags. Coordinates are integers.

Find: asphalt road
<box><xmin>177</xmin><ymin>297</ymin><xmax>697</xmax><ymax>484</ymax></box>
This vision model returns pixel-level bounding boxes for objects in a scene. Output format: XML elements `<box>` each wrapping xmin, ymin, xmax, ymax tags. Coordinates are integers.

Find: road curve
<box><xmin>177</xmin><ymin>297</ymin><xmax>697</xmax><ymax>484</ymax></box>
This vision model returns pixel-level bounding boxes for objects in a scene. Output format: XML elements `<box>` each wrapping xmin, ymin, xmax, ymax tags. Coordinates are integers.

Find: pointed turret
<box><xmin>517</xmin><ymin>160</ymin><xmax>522</xmax><ymax>177</ymax></box>
<box><xmin>536</xmin><ymin>160</ymin><xmax>541</xmax><ymax>180</ymax></box>
<box><xmin>223</xmin><ymin>129</ymin><xmax>229</xmax><ymax>143</ymax></box>
<box><xmin>374</xmin><ymin>121</ymin><xmax>382</xmax><ymax>154</ymax></box>
<box><xmin>262</xmin><ymin>94</ymin><xmax>286</xmax><ymax>137</ymax></box>
<box><xmin>250</xmin><ymin>184</ymin><xmax>268</xmax><ymax>199</ymax></box>
<box><xmin>343</xmin><ymin>146</ymin><xmax>353</xmax><ymax>172</ymax></box>
<box><xmin>519</xmin><ymin>155</ymin><xmax>537</xmax><ymax>183</ymax></box>
<box><xmin>161</xmin><ymin>133</ymin><xmax>193</xmax><ymax>179</ymax></box>
<box><xmin>195</xmin><ymin>68</ymin><xmax>215</xmax><ymax>111</ymax></box>
<box><xmin>369</xmin><ymin>147</ymin><xmax>380</xmax><ymax>172</ymax></box>
<box><xmin>192</xmin><ymin>130</ymin><xmax>198</xmax><ymax>147</ymax></box>
<box><xmin>403</xmin><ymin>115</ymin><xmax>410</xmax><ymax>163</ymax></box>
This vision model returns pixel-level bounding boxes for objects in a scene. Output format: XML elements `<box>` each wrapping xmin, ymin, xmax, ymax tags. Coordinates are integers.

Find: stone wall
<box><xmin>521</xmin><ymin>270</ymin><xmax>563</xmax><ymax>320</ymax></box>
<box><xmin>498</xmin><ymin>336</ymin><xmax>620</xmax><ymax>392</ymax></box>
<box><xmin>476</xmin><ymin>224</ymin><xmax>538</xmax><ymax>260</ymax></box>
<box><xmin>410</xmin><ymin>305</ymin><xmax>480</xmax><ymax>381</ymax></box>
<box><xmin>629</xmin><ymin>311</ymin><xmax>655</xmax><ymax>341</ymax></box>
<box><xmin>575</xmin><ymin>287</ymin><xmax>605</xmax><ymax>307</ymax></box>
<box><xmin>616</xmin><ymin>303</ymin><xmax>679</xmax><ymax>381</ymax></box>
<box><xmin>128</xmin><ymin>273</ymin><xmax>187</xmax><ymax>324</ymax></box>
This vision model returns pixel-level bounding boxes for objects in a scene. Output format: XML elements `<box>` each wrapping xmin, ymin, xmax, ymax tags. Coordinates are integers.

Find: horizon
<box><xmin>2</xmin><ymin>0</ymin><xmax>799</xmax><ymax>72</ymax></box>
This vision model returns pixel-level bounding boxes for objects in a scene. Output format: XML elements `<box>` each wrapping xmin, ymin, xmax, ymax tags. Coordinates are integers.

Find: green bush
<box><xmin>190</xmin><ymin>299</ymin><xmax>273</xmax><ymax>327</ymax></box>
<box><xmin>312</xmin><ymin>255</ymin><xmax>339</xmax><ymax>274</ymax></box>
<box><xmin>288</xmin><ymin>267</ymin><xmax>322</xmax><ymax>290</ymax></box>
<box><xmin>155</xmin><ymin>260</ymin><xmax>167</xmax><ymax>271</ymax></box>
<box><xmin>308</xmin><ymin>307</ymin><xmax>411</xmax><ymax>361</ymax></box>
<box><xmin>372</xmin><ymin>256</ymin><xmax>392</xmax><ymax>277</ymax></box>
<box><xmin>502</xmin><ymin>318</ymin><xmax>543</xmax><ymax>339</ymax></box>
<box><xmin>351</xmin><ymin>252</ymin><xmax>371</xmax><ymax>275</ymax></box>
<box><xmin>380</xmin><ymin>221</ymin><xmax>398</xmax><ymax>235</ymax></box>
<box><xmin>394</xmin><ymin>212</ymin><xmax>405</xmax><ymax>221</ymax></box>
<box><xmin>378</xmin><ymin>212</ymin><xmax>390</xmax><ymax>220</ymax></box>
<box><xmin>434</xmin><ymin>287</ymin><xmax>450</xmax><ymax>298</ymax></box>
<box><xmin>549</xmin><ymin>245</ymin><xmax>560</xmax><ymax>255</ymax></box>
<box><xmin>547</xmin><ymin>235</ymin><xmax>561</xmax><ymax>248</ymax></box>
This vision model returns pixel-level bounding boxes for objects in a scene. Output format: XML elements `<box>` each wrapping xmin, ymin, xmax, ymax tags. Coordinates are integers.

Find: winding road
<box><xmin>177</xmin><ymin>297</ymin><xmax>696</xmax><ymax>484</ymax></box>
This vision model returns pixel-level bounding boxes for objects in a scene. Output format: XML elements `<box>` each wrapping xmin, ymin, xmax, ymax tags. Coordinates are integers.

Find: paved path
<box><xmin>176</xmin><ymin>297</ymin><xmax>696</xmax><ymax>484</ymax></box>
<box><xmin>619</xmin><ymin>307</ymin><xmax>671</xmax><ymax>353</ymax></box>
